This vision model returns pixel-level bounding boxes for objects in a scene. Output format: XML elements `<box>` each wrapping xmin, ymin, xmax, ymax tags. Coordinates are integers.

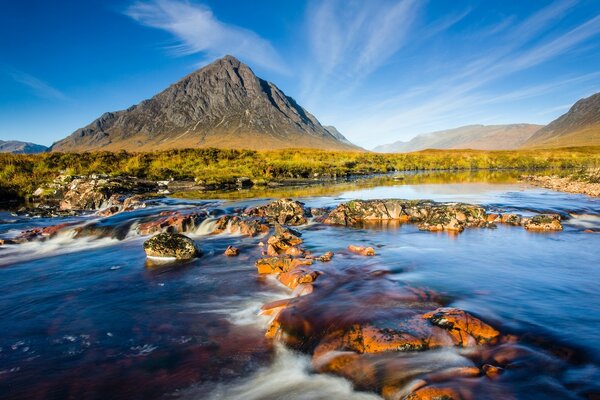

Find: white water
<box><xmin>192</xmin><ymin>345</ymin><xmax>382</xmax><ymax>400</ymax></box>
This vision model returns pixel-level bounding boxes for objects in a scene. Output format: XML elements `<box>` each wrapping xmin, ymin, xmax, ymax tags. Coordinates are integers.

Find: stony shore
<box><xmin>521</xmin><ymin>172</ymin><xmax>600</xmax><ymax>197</ymax></box>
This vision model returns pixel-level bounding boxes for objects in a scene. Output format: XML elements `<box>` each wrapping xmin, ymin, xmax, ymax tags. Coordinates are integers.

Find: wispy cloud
<box><xmin>333</xmin><ymin>0</ymin><xmax>600</xmax><ymax>147</ymax></box>
<box><xmin>125</xmin><ymin>0</ymin><xmax>287</xmax><ymax>73</ymax></box>
<box><xmin>6</xmin><ymin>68</ymin><xmax>67</xmax><ymax>101</ymax></box>
<box><xmin>301</xmin><ymin>0</ymin><xmax>423</xmax><ymax>101</ymax></box>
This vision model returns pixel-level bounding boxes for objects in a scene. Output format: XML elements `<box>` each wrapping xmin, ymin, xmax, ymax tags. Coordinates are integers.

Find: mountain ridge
<box><xmin>374</xmin><ymin>124</ymin><xmax>542</xmax><ymax>153</ymax></box>
<box><xmin>523</xmin><ymin>92</ymin><xmax>600</xmax><ymax>148</ymax></box>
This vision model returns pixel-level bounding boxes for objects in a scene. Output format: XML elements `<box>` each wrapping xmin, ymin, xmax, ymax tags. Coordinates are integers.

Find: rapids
<box><xmin>0</xmin><ymin>173</ymin><xmax>599</xmax><ymax>399</ymax></box>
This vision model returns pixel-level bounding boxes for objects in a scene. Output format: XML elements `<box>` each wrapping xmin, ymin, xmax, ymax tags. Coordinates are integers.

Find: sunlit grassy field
<box><xmin>1</xmin><ymin>147</ymin><xmax>599</xmax><ymax>201</ymax></box>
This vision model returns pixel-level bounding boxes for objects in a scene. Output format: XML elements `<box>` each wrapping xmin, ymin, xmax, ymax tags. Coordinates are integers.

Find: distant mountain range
<box><xmin>522</xmin><ymin>92</ymin><xmax>600</xmax><ymax>148</ymax></box>
<box><xmin>0</xmin><ymin>140</ymin><xmax>48</xmax><ymax>154</ymax></box>
<box><xmin>373</xmin><ymin>124</ymin><xmax>542</xmax><ymax>153</ymax></box>
<box><xmin>51</xmin><ymin>55</ymin><xmax>358</xmax><ymax>152</ymax></box>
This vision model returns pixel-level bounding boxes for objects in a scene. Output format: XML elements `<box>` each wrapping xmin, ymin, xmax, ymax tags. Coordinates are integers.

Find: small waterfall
<box><xmin>194</xmin><ymin>218</ymin><xmax>218</xmax><ymax>235</ymax></box>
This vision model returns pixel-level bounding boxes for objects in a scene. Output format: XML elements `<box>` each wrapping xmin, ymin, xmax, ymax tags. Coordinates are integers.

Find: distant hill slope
<box><xmin>523</xmin><ymin>92</ymin><xmax>600</xmax><ymax>148</ymax></box>
<box><xmin>373</xmin><ymin>124</ymin><xmax>542</xmax><ymax>153</ymax></box>
<box><xmin>51</xmin><ymin>56</ymin><xmax>360</xmax><ymax>152</ymax></box>
<box><xmin>0</xmin><ymin>140</ymin><xmax>48</xmax><ymax>154</ymax></box>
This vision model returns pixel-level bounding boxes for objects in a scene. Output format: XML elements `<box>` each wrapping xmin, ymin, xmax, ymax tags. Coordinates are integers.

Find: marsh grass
<box><xmin>1</xmin><ymin>147</ymin><xmax>599</xmax><ymax>201</ymax></box>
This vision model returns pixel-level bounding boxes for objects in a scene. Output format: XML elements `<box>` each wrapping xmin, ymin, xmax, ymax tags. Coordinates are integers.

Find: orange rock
<box><xmin>405</xmin><ymin>386</ymin><xmax>463</xmax><ymax>400</ymax></box>
<box><xmin>259</xmin><ymin>298</ymin><xmax>291</xmax><ymax>317</ymax></box>
<box><xmin>422</xmin><ymin>308</ymin><xmax>499</xmax><ymax>345</ymax></box>
<box><xmin>348</xmin><ymin>245</ymin><xmax>375</xmax><ymax>256</ymax></box>
<box><xmin>277</xmin><ymin>268</ymin><xmax>320</xmax><ymax>289</ymax></box>
<box><xmin>255</xmin><ymin>257</ymin><xmax>313</xmax><ymax>275</ymax></box>
<box><xmin>285</xmin><ymin>246</ymin><xmax>306</xmax><ymax>257</ymax></box>
<box><xmin>224</xmin><ymin>245</ymin><xmax>239</xmax><ymax>256</ymax></box>
<box><xmin>315</xmin><ymin>251</ymin><xmax>334</xmax><ymax>262</ymax></box>
<box><xmin>361</xmin><ymin>325</ymin><xmax>426</xmax><ymax>353</ymax></box>
<box><xmin>482</xmin><ymin>364</ymin><xmax>503</xmax><ymax>379</ymax></box>
<box><xmin>291</xmin><ymin>283</ymin><xmax>314</xmax><ymax>297</ymax></box>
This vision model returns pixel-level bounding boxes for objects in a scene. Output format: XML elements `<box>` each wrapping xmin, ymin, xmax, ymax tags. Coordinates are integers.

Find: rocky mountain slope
<box><xmin>51</xmin><ymin>56</ymin><xmax>359</xmax><ymax>152</ymax></box>
<box><xmin>523</xmin><ymin>92</ymin><xmax>600</xmax><ymax>148</ymax></box>
<box><xmin>373</xmin><ymin>124</ymin><xmax>542</xmax><ymax>153</ymax></box>
<box><xmin>0</xmin><ymin>140</ymin><xmax>48</xmax><ymax>154</ymax></box>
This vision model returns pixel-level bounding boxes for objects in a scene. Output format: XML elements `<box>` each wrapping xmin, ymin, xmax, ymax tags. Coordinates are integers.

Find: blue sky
<box><xmin>1</xmin><ymin>0</ymin><xmax>600</xmax><ymax>148</ymax></box>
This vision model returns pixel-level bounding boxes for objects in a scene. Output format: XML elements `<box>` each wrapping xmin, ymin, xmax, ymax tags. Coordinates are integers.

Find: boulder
<box><xmin>523</xmin><ymin>214</ymin><xmax>563</xmax><ymax>231</ymax></box>
<box><xmin>255</xmin><ymin>257</ymin><xmax>313</xmax><ymax>275</ymax></box>
<box><xmin>143</xmin><ymin>232</ymin><xmax>200</xmax><ymax>260</ymax></box>
<box><xmin>422</xmin><ymin>308</ymin><xmax>500</xmax><ymax>344</ymax></box>
<box><xmin>245</xmin><ymin>198</ymin><xmax>308</xmax><ymax>225</ymax></box>
<box><xmin>138</xmin><ymin>212</ymin><xmax>206</xmax><ymax>235</ymax></box>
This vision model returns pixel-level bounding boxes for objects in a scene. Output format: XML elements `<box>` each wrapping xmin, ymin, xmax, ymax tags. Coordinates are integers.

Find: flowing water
<box><xmin>0</xmin><ymin>172</ymin><xmax>599</xmax><ymax>399</ymax></box>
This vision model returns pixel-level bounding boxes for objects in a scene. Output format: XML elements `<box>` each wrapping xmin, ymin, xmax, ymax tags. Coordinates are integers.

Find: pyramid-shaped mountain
<box><xmin>51</xmin><ymin>56</ymin><xmax>358</xmax><ymax>152</ymax></box>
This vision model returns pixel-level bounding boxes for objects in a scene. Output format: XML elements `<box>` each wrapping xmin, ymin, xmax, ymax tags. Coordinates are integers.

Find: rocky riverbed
<box><xmin>522</xmin><ymin>169</ymin><xmax>600</xmax><ymax>197</ymax></box>
<box><xmin>0</xmin><ymin>180</ymin><xmax>599</xmax><ymax>400</ymax></box>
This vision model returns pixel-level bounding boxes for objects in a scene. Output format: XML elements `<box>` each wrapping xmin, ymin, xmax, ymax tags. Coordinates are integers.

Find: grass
<box><xmin>1</xmin><ymin>146</ymin><xmax>599</xmax><ymax>201</ymax></box>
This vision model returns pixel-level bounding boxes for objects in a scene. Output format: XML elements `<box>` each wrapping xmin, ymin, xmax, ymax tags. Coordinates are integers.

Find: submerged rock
<box><xmin>224</xmin><ymin>245</ymin><xmax>239</xmax><ymax>256</ymax></box>
<box><xmin>143</xmin><ymin>232</ymin><xmax>200</xmax><ymax>260</ymax></box>
<box><xmin>348</xmin><ymin>245</ymin><xmax>375</xmax><ymax>256</ymax></box>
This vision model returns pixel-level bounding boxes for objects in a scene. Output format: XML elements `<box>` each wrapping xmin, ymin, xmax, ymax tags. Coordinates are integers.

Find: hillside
<box><xmin>0</xmin><ymin>140</ymin><xmax>48</xmax><ymax>154</ymax></box>
<box><xmin>51</xmin><ymin>56</ymin><xmax>359</xmax><ymax>152</ymax></box>
<box><xmin>373</xmin><ymin>124</ymin><xmax>542</xmax><ymax>153</ymax></box>
<box><xmin>523</xmin><ymin>92</ymin><xmax>600</xmax><ymax>148</ymax></box>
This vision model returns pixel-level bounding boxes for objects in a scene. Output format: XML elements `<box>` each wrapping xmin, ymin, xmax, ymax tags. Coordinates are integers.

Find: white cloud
<box><xmin>301</xmin><ymin>0</ymin><xmax>422</xmax><ymax>101</ymax></box>
<box><xmin>332</xmin><ymin>1</ymin><xmax>600</xmax><ymax>147</ymax></box>
<box><xmin>125</xmin><ymin>0</ymin><xmax>287</xmax><ymax>74</ymax></box>
<box><xmin>7</xmin><ymin>68</ymin><xmax>67</xmax><ymax>101</ymax></box>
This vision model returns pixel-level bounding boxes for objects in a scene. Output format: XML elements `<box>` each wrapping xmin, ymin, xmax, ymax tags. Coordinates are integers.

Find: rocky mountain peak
<box><xmin>50</xmin><ymin>56</ymin><xmax>359</xmax><ymax>152</ymax></box>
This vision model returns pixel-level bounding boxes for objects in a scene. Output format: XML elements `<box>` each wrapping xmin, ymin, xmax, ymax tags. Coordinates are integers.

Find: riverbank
<box><xmin>522</xmin><ymin>168</ymin><xmax>600</xmax><ymax>197</ymax></box>
<box><xmin>2</xmin><ymin>147</ymin><xmax>599</xmax><ymax>203</ymax></box>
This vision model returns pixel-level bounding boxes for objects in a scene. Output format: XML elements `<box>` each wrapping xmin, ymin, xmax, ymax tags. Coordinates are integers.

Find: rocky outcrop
<box><xmin>323</xmin><ymin>199</ymin><xmax>563</xmax><ymax>232</ymax></box>
<box><xmin>143</xmin><ymin>232</ymin><xmax>200</xmax><ymax>260</ymax></box>
<box><xmin>33</xmin><ymin>174</ymin><xmax>157</xmax><ymax>213</ymax></box>
<box><xmin>137</xmin><ymin>211</ymin><xmax>207</xmax><ymax>236</ymax></box>
<box><xmin>523</xmin><ymin>214</ymin><xmax>563</xmax><ymax>231</ymax></box>
<box><xmin>245</xmin><ymin>199</ymin><xmax>309</xmax><ymax>226</ymax></box>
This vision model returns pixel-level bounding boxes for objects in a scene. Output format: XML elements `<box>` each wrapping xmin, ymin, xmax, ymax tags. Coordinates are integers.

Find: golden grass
<box><xmin>1</xmin><ymin>146</ymin><xmax>599</xmax><ymax>201</ymax></box>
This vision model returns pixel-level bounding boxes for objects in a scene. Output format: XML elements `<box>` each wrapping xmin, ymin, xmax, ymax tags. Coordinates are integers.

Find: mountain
<box><xmin>323</xmin><ymin>126</ymin><xmax>354</xmax><ymax>146</ymax></box>
<box><xmin>0</xmin><ymin>140</ymin><xmax>48</xmax><ymax>154</ymax></box>
<box><xmin>373</xmin><ymin>124</ymin><xmax>543</xmax><ymax>153</ymax></box>
<box><xmin>523</xmin><ymin>92</ymin><xmax>600</xmax><ymax>148</ymax></box>
<box><xmin>51</xmin><ymin>56</ymin><xmax>360</xmax><ymax>152</ymax></box>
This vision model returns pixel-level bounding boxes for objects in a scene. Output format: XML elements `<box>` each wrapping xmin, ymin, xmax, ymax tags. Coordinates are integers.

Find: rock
<box><xmin>224</xmin><ymin>245</ymin><xmax>239</xmax><ymax>256</ymax></box>
<box><xmin>523</xmin><ymin>214</ymin><xmax>563</xmax><ymax>231</ymax></box>
<box><xmin>404</xmin><ymin>386</ymin><xmax>463</xmax><ymax>400</ymax></box>
<box><xmin>483</xmin><ymin>364</ymin><xmax>503</xmax><ymax>379</ymax></box>
<box><xmin>138</xmin><ymin>212</ymin><xmax>206</xmax><ymax>235</ymax></box>
<box><xmin>143</xmin><ymin>232</ymin><xmax>200</xmax><ymax>260</ymax></box>
<box><xmin>313</xmin><ymin>251</ymin><xmax>334</xmax><ymax>262</ymax></box>
<box><xmin>97</xmin><ymin>194</ymin><xmax>146</xmax><ymax>217</ymax></box>
<box><xmin>266</xmin><ymin>224</ymin><xmax>304</xmax><ymax>255</ymax></box>
<box><xmin>324</xmin><ymin>199</ymin><xmax>489</xmax><ymax>233</ymax></box>
<box><xmin>277</xmin><ymin>267</ymin><xmax>320</xmax><ymax>289</ymax></box>
<box><xmin>212</xmin><ymin>216</ymin><xmax>269</xmax><ymax>237</ymax></box>
<box><xmin>236</xmin><ymin>177</ymin><xmax>254</xmax><ymax>188</ymax></box>
<box><xmin>422</xmin><ymin>307</ymin><xmax>500</xmax><ymax>344</ymax></box>
<box><xmin>348</xmin><ymin>245</ymin><xmax>375</xmax><ymax>256</ymax></box>
<box><xmin>245</xmin><ymin>199</ymin><xmax>308</xmax><ymax>225</ymax></box>
<box><xmin>255</xmin><ymin>257</ymin><xmax>313</xmax><ymax>275</ymax></box>
<box><xmin>500</xmin><ymin>213</ymin><xmax>522</xmax><ymax>226</ymax></box>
